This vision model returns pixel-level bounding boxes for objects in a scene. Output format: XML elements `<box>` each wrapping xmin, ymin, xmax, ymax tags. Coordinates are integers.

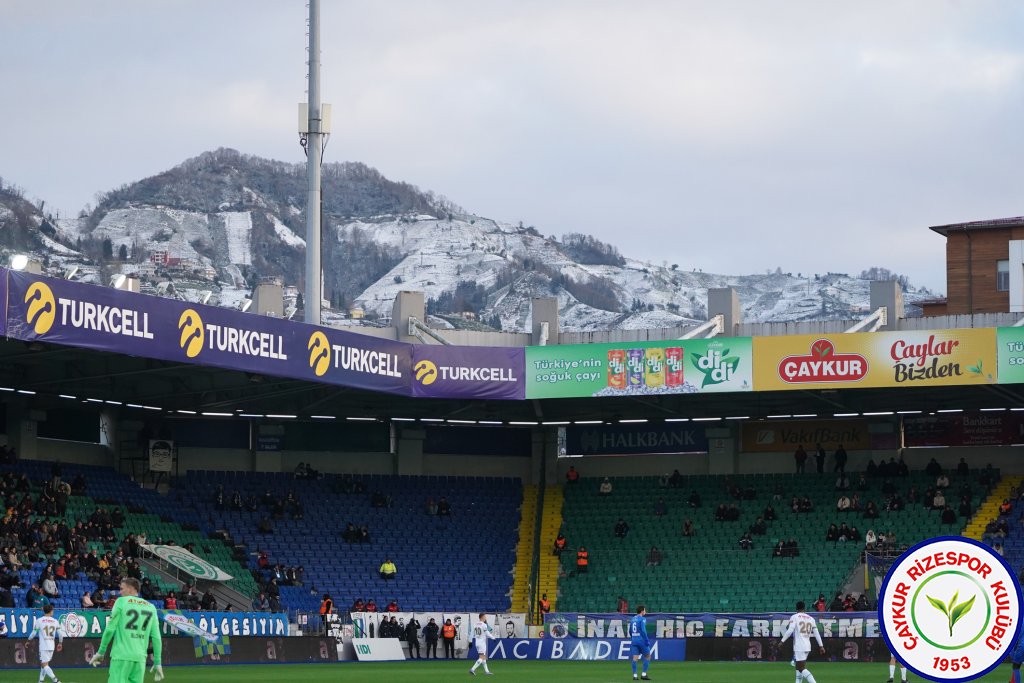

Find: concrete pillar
<box><xmin>870</xmin><ymin>280</ymin><xmax>904</xmax><ymax>331</ymax></box>
<box><xmin>706</xmin><ymin>426</ymin><xmax>737</xmax><ymax>475</ymax></box>
<box><xmin>253</xmin><ymin>279</ymin><xmax>284</xmax><ymax>317</ymax></box>
<box><xmin>392</xmin><ymin>291</ymin><xmax>426</xmax><ymax>344</ymax></box>
<box><xmin>708</xmin><ymin>288</ymin><xmax>741</xmax><ymax>336</ymax></box>
<box><xmin>533</xmin><ymin>427</ymin><xmax>557</xmax><ymax>486</ymax></box>
<box><xmin>6</xmin><ymin>405</ymin><xmax>38</xmax><ymax>460</ymax></box>
<box><xmin>531</xmin><ymin>298</ymin><xmax>559</xmax><ymax>346</ymax></box>
<box><xmin>395</xmin><ymin>426</ymin><xmax>425</xmax><ymax>476</ymax></box>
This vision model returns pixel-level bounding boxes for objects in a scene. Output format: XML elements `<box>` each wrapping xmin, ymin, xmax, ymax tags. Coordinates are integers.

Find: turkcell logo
<box><xmin>879</xmin><ymin>537</ymin><xmax>1022</xmax><ymax>681</ymax></box>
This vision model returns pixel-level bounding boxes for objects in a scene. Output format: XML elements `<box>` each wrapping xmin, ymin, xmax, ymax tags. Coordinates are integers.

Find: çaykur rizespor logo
<box><xmin>24</xmin><ymin>280</ymin><xmax>153</xmax><ymax>339</ymax></box>
<box><xmin>880</xmin><ymin>537</ymin><xmax>1022</xmax><ymax>681</ymax></box>
<box><xmin>177</xmin><ymin>308</ymin><xmax>287</xmax><ymax>361</ymax></box>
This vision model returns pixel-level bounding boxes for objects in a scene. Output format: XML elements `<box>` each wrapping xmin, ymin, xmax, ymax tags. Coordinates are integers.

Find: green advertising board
<box><xmin>525</xmin><ymin>337</ymin><xmax>753</xmax><ymax>399</ymax></box>
<box><xmin>997</xmin><ymin>327</ymin><xmax>1024</xmax><ymax>384</ymax></box>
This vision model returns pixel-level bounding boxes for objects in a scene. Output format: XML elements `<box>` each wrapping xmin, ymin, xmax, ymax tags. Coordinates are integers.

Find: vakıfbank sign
<box><xmin>525</xmin><ymin>338</ymin><xmax>752</xmax><ymax>399</ymax></box>
<box><xmin>753</xmin><ymin>330</ymin><xmax>997</xmax><ymax>391</ymax></box>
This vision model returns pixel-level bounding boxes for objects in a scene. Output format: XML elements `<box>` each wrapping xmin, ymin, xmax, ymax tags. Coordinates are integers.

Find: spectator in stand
<box><xmin>834</xmin><ymin>445</ymin><xmax>848</xmax><ymax>474</ymax></box>
<box><xmin>994</xmin><ymin>542</ymin><xmax>1004</xmax><ymax>557</ymax></box>
<box><xmin>936</xmin><ymin>472</ymin><xmax>950</xmax><ymax>489</ymax></box>
<box><xmin>957</xmin><ymin>458</ymin><xmax>970</xmax><ymax>476</ymax></box>
<box><xmin>772</xmin><ymin>541</ymin><xmax>785</xmax><ymax>559</ymax></box>
<box><xmin>566</xmin><ymin>466</ymin><xmax>579</xmax><ymax>485</ymax></box>
<box><xmin>576</xmin><ymin>546</ymin><xmax>589</xmax><ymax>574</ymax></box>
<box><xmin>794</xmin><ymin>445</ymin><xmax>808</xmax><ymax>473</ymax></box>
<box><xmin>81</xmin><ymin>591</ymin><xmax>94</xmax><ymax>608</ymax></box>
<box><xmin>835</xmin><ymin>473</ymin><xmax>850</xmax><ymax>491</ymax></box>
<box><xmin>682</xmin><ymin>519</ymin><xmax>695</xmax><ymax>537</ymax></box>
<box><xmin>865</xmin><ymin>529</ymin><xmax>877</xmax><ymax>550</ymax></box>
<box><xmin>959</xmin><ymin>496</ymin><xmax>972</xmax><ymax>519</ymax></box>
<box><xmin>828</xmin><ymin>593</ymin><xmax>844</xmax><ymax>611</ymax></box>
<box><xmin>925</xmin><ymin>458</ymin><xmax>943</xmax><ymax>477</ymax></box>
<box><xmin>26</xmin><ymin>584</ymin><xmax>48</xmax><ymax>608</ymax></box>
<box><xmin>726</xmin><ymin>503</ymin><xmax>740</xmax><ymax>521</ymax></box>
<box><xmin>614</xmin><ymin>518</ymin><xmax>629</xmax><ymax>539</ymax></box>
<box><xmin>424</xmin><ymin>618</ymin><xmax>440</xmax><ymax>659</ymax></box>
<box><xmin>941</xmin><ymin>506</ymin><xmax>957</xmax><ymax>525</ymax></box>
<box><xmin>553</xmin><ymin>533</ymin><xmax>567</xmax><ymax>556</ymax></box>
<box><xmin>799</xmin><ymin>496</ymin><xmax>813</xmax><ymax>513</ymax></box>
<box><xmin>1000</xmin><ymin>499</ymin><xmax>1013</xmax><ymax>515</ymax></box>
<box><xmin>738</xmin><ymin>533</ymin><xmax>753</xmax><ymax>551</ymax></box>
<box><xmin>352</xmin><ymin>598</ymin><xmax>365</xmax><ymax>612</ymax></box>
<box><xmin>688</xmin><ymin>490</ymin><xmax>702</xmax><ymax>508</ymax></box>
<box><xmin>253</xmin><ymin>592</ymin><xmax>270</xmax><ymax>611</ymax></box>
<box><xmin>379</xmin><ymin>558</ymin><xmax>397</xmax><ymax>581</ymax></box>
<box><xmin>653</xmin><ymin>498</ymin><xmax>667</xmax><ymax>517</ymax></box>
<box><xmin>864</xmin><ymin>501</ymin><xmax>879</xmax><ymax>519</ymax></box>
<box><xmin>837</xmin><ymin>495</ymin><xmax>851</xmax><ymax>511</ymax></box>
<box><xmin>617</xmin><ymin>596</ymin><xmax>629</xmax><ymax>613</ymax></box>
<box><xmin>646</xmin><ymin>546</ymin><xmax>663</xmax><ymax>567</ymax></box>
<box><xmin>866</xmin><ymin>459</ymin><xmax>878</xmax><ymax>478</ymax></box>
<box><xmin>932</xmin><ymin>489</ymin><xmax>946</xmax><ymax>510</ymax></box>
<box><xmin>763</xmin><ymin>503</ymin><xmax>777</xmax><ymax>521</ymax></box>
<box><xmin>669</xmin><ymin>469</ymin><xmax>682</xmax><ymax>488</ymax></box>
<box><xmin>599</xmin><ymin>478</ymin><xmax>613</xmax><ymax>496</ymax></box>
<box><xmin>41</xmin><ymin>574</ymin><xmax>59</xmax><ymax>600</ymax></box>
<box><xmin>814</xmin><ymin>594</ymin><xmax>827</xmax><ymax>612</ymax></box>
<box><xmin>855</xmin><ymin>594</ymin><xmax>870</xmax><ymax>611</ymax></box>
<box><xmin>838</xmin><ymin>523</ymin><xmax>852</xmax><ymax>542</ymax></box>
<box><xmin>437</xmin><ymin>497</ymin><xmax>452</xmax><ymax>516</ymax></box>
<box><xmin>201</xmin><ymin>590</ymin><xmax>218</xmax><ymax>611</ymax></box>
<box><xmin>843</xmin><ymin>594</ymin><xmax>856</xmax><ymax>611</ymax></box>
<box><xmin>784</xmin><ymin>539</ymin><xmax>800</xmax><ymax>557</ymax></box>
<box><xmin>365</xmin><ymin>599</ymin><xmax>378</xmax><ymax>612</ymax></box>
<box><xmin>749</xmin><ymin>516</ymin><xmax>766</xmax><ymax>536</ymax></box>
<box><xmin>425</xmin><ymin>498</ymin><xmax>438</xmax><ymax>516</ymax></box>
<box><xmin>342</xmin><ymin>523</ymin><xmax>357</xmax><ymax>543</ymax></box>
<box><xmin>856</xmin><ymin>473</ymin><xmax>869</xmax><ymax>491</ymax></box>
<box><xmin>886</xmin><ymin>492</ymin><xmax>904</xmax><ymax>512</ymax></box>
<box><xmin>358</xmin><ymin>526</ymin><xmax>371</xmax><ymax>543</ymax></box>
<box><xmin>164</xmin><ymin>591</ymin><xmax>178</xmax><ymax>610</ymax></box>
<box><xmin>386</xmin><ymin>599</ymin><xmax>399</xmax><ymax>612</ymax></box>
<box><xmin>815</xmin><ymin>444</ymin><xmax>827</xmax><ymax>474</ymax></box>
<box><xmin>826</xmin><ymin>524</ymin><xmax>839</xmax><ymax>542</ymax></box>
<box><xmin>231</xmin><ymin>490</ymin><xmax>243</xmax><ymax>510</ymax></box>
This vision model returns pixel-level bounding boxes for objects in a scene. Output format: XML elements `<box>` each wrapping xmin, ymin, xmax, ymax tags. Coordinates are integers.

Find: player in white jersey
<box><xmin>888</xmin><ymin>652</ymin><xmax>909</xmax><ymax>682</ymax></box>
<box><xmin>469</xmin><ymin>612</ymin><xmax>497</xmax><ymax>676</ymax></box>
<box><xmin>27</xmin><ymin>604</ymin><xmax>65</xmax><ymax>683</ymax></box>
<box><xmin>780</xmin><ymin>601</ymin><xmax>825</xmax><ymax>683</ymax></box>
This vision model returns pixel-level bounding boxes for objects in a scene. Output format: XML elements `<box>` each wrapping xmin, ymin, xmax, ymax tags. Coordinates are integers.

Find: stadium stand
<box><xmin>181</xmin><ymin>470</ymin><xmax>522</xmax><ymax>615</ymax></box>
<box><xmin>556</xmin><ymin>469</ymin><xmax>992</xmax><ymax>613</ymax></box>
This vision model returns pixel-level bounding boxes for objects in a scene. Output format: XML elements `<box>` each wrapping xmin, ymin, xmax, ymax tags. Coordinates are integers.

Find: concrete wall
<box><xmin>34</xmin><ymin>439</ymin><xmax>115</xmax><ymax>468</ymax></box>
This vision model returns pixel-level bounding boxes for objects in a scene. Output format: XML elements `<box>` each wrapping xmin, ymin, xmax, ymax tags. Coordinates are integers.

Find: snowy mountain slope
<box><xmin>0</xmin><ymin>150</ymin><xmax>938</xmax><ymax>332</ymax></box>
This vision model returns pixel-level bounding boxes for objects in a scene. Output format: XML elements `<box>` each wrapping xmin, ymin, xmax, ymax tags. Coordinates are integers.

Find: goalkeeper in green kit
<box><xmin>91</xmin><ymin>578</ymin><xmax>164</xmax><ymax>682</ymax></box>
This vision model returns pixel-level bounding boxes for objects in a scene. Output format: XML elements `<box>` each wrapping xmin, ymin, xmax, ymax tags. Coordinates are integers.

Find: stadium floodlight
<box><xmin>420</xmin><ymin>418</ymin><xmax>445</xmax><ymax>423</ymax></box>
<box><xmin>896</xmin><ymin>410</ymin><xmax>922</xmax><ymax>415</ymax></box>
<box><xmin>863</xmin><ymin>411</ymin><xmax>893</xmax><ymax>416</ymax></box>
<box><xmin>980</xmin><ymin>407</ymin><xmax>1007</xmax><ymax>412</ymax></box>
<box><xmin>266</xmin><ymin>414</ymin><xmax>297</xmax><ymax>419</ymax></box>
<box><xmin>0</xmin><ymin>387</ymin><xmax>15</xmax><ymax>392</ymax></box>
<box><xmin>936</xmin><ymin>409</ymin><xmax>963</xmax><ymax>413</ymax></box>
<box><xmin>573</xmin><ymin>420</ymin><xmax>603</xmax><ymax>425</ymax></box>
<box><xmin>105</xmin><ymin>400</ymin><xmax>122</xmax><ymax>405</ymax></box>
<box><xmin>390</xmin><ymin>417</ymin><xmax>416</xmax><ymax>422</ymax></box>
<box><xmin>692</xmin><ymin>417</ymin><xmax>722</xmax><ymax>422</ymax></box>
<box><xmin>619</xmin><ymin>419</ymin><xmax>648</xmax><ymax>424</ymax></box>
<box><xmin>199</xmin><ymin>291</ymin><xmax>213</xmax><ymax>305</ymax></box>
<box><xmin>1012</xmin><ymin>408</ymin><xmax>1024</xmax><ymax>412</ymax></box>
<box><xmin>833</xmin><ymin>412</ymin><xmax>859</xmax><ymax>417</ymax></box>
<box><xmin>540</xmin><ymin>421</ymin><xmax>570</xmax><ymax>426</ymax></box>
<box><xmin>10</xmin><ymin>254</ymin><xmax>42</xmax><ymax>273</ymax></box>
<box><xmin>10</xmin><ymin>254</ymin><xmax>29</xmax><ymax>270</ymax></box>
<box><xmin>310</xmin><ymin>415</ymin><xmax>336</xmax><ymax>420</ymax></box>
<box><xmin>59</xmin><ymin>394</ymin><xmax>77</xmax><ymax>400</ymax></box>
<box><xmin>240</xmin><ymin>299</ymin><xmax>253</xmax><ymax>312</ymax></box>
<box><xmin>239</xmin><ymin>413</ymin><xmax>264</xmax><ymax>418</ymax></box>
<box><xmin>176</xmin><ymin>409</ymin><xmax>197</xmax><ymax>415</ymax></box>
<box><xmin>64</xmin><ymin>266</ymin><xmax>79</xmax><ymax>280</ymax></box>
<box><xmin>142</xmin><ymin>405</ymin><xmax>162</xmax><ymax>411</ymax></box>
<box><xmin>792</xmin><ymin>413</ymin><xmax>817</xmax><ymax>418</ymax></box>
<box><xmin>109</xmin><ymin>274</ymin><xmax>127</xmax><ymax>289</ymax></box>
<box><xmin>767</xmin><ymin>414</ymin><xmax>792</xmax><ymax>419</ymax></box>
<box><xmin>126</xmin><ymin>404</ymin><xmax>144</xmax><ymax>409</ymax></box>
<box><xmin>447</xmin><ymin>419</ymin><xmax>477</xmax><ymax>424</ymax></box>
<box><xmin>478</xmin><ymin>420</ymin><xmax>504</xmax><ymax>425</ymax></box>
<box><xmin>725</xmin><ymin>416</ymin><xmax>751</xmax><ymax>420</ymax></box>
<box><xmin>664</xmin><ymin>418</ymin><xmax>690</xmax><ymax>422</ymax></box>
<box><xmin>201</xmin><ymin>412</ymin><xmax>233</xmax><ymax>417</ymax></box>
<box><xmin>346</xmin><ymin>417</ymin><xmax>376</xmax><ymax>422</ymax></box>
<box><xmin>85</xmin><ymin>398</ymin><xmax>104</xmax><ymax>403</ymax></box>
<box><xmin>509</xmin><ymin>421</ymin><xmax>539</xmax><ymax>425</ymax></box>
<box><xmin>16</xmin><ymin>389</ymin><xmax>35</xmax><ymax>395</ymax></box>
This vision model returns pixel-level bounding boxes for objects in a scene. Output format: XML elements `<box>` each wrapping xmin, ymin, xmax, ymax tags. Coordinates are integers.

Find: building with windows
<box><xmin>922</xmin><ymin>217</ymin><xmax>1024</xmax><ymax>316</ymax></box>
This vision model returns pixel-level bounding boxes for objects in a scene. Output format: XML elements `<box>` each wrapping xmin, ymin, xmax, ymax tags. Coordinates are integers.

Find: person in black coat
<box><xmin>423</xmin><ymin>618</ymin><xmax>440</xmax><ymax>659</ymax></box>
<box><xmin>406</xmin><ymin>618</ymin><xmax>422</xmax><ymax>658</ymax></box>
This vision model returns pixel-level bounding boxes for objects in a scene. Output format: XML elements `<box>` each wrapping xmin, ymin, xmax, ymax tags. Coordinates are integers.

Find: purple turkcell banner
<box><xmin>5</xmin><ymin>271</ymin><xmax>411</xmax><ymax>396</ymax></box>
<box><xmin>411</xmin><ymin>345</ymin><xmax>525</xmax><ymax>400</ymax></box>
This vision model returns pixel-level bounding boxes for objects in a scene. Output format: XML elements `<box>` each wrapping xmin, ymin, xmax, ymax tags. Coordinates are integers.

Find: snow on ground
<box><xmin>221</xmin><ymin>211</ymin><xmax>252</xmax><ymax>265</ymax></box>
<box><xmin>39</xmin><ymin>234</ymin><xmax>80</xmax><ymax>256</ymax></box>
<box><xmin>92</xmin><ymin>208</ymin><xmax>213</xmax><ymax>264</ymax></box>
<box><xmin>0</xmin><ymin>205</ymin><xmax>13</xmax><ymax>225</ymax></box>
<box><xmin>272</xmin><ymin>216</ymin><xmax>305</xmax><ymax>248</ymax></box>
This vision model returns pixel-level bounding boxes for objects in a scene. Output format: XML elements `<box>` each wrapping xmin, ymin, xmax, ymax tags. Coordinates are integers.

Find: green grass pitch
<box><xmin>35</xmin><ymin>661</ymin><xmax>1014</xmax><ymax>682</ymax></box>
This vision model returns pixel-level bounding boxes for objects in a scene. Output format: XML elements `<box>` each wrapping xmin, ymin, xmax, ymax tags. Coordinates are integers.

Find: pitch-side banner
<box><xmin>752</xmin><ymin>329</ymin><xmax>997</xmax><ymax>391</ymax></box>
<box><xmin>565</xmin><ymin>423</ymin><xmax>708</xmax><ymax>455</ymax></box>
<box><xmin>142</xmin><ymin>544</ymin><xmax>234</xmax><ymax>582</ymax></box>
<box><xmin>740</xmin><ymin>419</ymin><xmax>872</xmax><ymax>452</ymax></box>
<box><xmin>903</xmin><ymin>412</ymin><xmax>1024</xmax><ymax>447</ymax></box>
<box><xmin>544</xmin><ymin>612</ymin><xmax>879</xmax><ymax>639</ymax></box>
<box><xmin>0</xmin><ymin>608</ymin><xmax>286</xmax><ymax>638</ymax></box>
<box><xmin>525</xmin><ymin>337</ymin><xmax>753</xmax><ymax>399</ymax></box>
<box><xmin>411</xmin><ymin>345</ymin><xmax>525</xmax><ymax>400</ymax></box>
<box><xmin>475</xmin><ymin>638</ymin><xmax>687</xmax><ymax>661</ymax></box>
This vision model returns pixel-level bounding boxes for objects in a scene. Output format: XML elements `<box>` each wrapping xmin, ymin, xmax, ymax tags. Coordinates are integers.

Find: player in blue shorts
<box><xmin>1012</xmin><ymin>629</ymin><xmax>1024</xmax><ymax>683</ymax></box>
<box><xmin>629</xmin><ymin>605</ymin><xmax>652</xmax><ymax>681</ymax></box>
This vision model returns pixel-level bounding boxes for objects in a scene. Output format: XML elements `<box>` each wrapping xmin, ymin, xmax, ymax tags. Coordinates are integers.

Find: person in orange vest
<box><xmin>576</xmin><ymin>546</ymin><xmax>589</xmax><ymax>574</ymax></box>
<box><xmin>566</xmin><ymin>466</ymin><xmax>579</xmax><ymax>485</ymax></box>
<box><xmin>442</xmin><ymin>618</ymin><xmax>457</xmax><ymax>659</ymax></box>
<box><xmin>319</xmin><ymin>593</ymin><xmax>333</xmax><ymax>616</ymax></box>
<box><xmin>539</xmin><ymin>593</ymin><xmax>551</xmax><ymax>615</ymax></box>
<box><xmin>553</xmin><ymin>533</ymin><xmax>567</xmax><ymax>556</ymax></box>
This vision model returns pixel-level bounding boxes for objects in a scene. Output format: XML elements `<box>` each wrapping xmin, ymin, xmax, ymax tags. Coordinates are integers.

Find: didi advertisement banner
<box><xmin>752</xmin><ymin>329</ymin><xmax>997</xmax><ymax>391</ymax></box>
<box><xmin>525</xmin><ymin>337</ymin><xmax>753</xmax><ymax>399</ymax></box>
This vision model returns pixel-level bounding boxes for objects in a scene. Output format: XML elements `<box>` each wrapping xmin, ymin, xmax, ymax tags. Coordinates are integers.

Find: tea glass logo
<box><xmin>414</xmin><ymin>360</ymin><xmax>438</xmax><ymax>385</ymax></box>
<box><xmin>879</xmin><ymin>536</ymin><xmax>1022</xmax><ymax>681</ymax></box>
<box><xmin>308</xmin><ymin>331</ymin><xmax>330</xmax><ymax>377</ymax></box>
<box><xmin>177</xmin><ymin>309</ymin><xmax>205</xmax><ymax>358</ymax></box>
<box><xmin>24</xmin><ymin>282</ymin><xmax>56</xmax><ymax>335</ymax></box>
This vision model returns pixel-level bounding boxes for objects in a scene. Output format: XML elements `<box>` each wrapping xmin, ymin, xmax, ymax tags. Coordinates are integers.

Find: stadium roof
<box><xmin>4</xmin><ymin>337</ymin><xmax>1023</xmax><ymax>425</ymax></box>
<box><xmin>929</xmin><ymin>216</ymin><xmax>1024</xmax><ymax>236</ymax></box>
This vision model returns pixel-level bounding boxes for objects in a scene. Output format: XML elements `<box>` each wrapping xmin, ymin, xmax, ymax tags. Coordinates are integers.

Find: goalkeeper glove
<box><xmin>89</xmin><ymin>653</ymin><xmax>103</xmax><ymax>667</ymax></box>
<box><xmin>151</xmin><ymin>663</ymin><xmax>165</xmax><ymax>681</ymax></box>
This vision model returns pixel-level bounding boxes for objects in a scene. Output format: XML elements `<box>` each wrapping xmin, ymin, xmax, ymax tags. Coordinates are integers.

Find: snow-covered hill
<box><xmin>0</xmin><ymin>150</ymin><xmax>938</xmax><ymax>332</ymax></box>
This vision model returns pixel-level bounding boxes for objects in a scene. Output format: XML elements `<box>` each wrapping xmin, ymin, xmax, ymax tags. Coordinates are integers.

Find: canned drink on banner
<box><xmin>607</xmin><ymin>349</ymin><xmax>627</xmax><ymax>390</ymax></box>
<box><xmin>645</xmin><ymin>348</ymin><xmax>665</xmax><ymax>388</ymax></box>
<box><xmin>627</xmin><ymin>349</ymin><xmax>645</xmax><ymax>388</ymax></box>
<box><xmin>665</xmin><ymin>347</ymin><xmax>684</xmax><ymax>387</ymax></box>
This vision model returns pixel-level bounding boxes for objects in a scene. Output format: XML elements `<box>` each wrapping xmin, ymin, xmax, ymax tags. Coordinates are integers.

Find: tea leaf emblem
<box><xmin>927</xmin><ymin>590</ymin><xmax>976</xmax><ymax>637</ymax></box>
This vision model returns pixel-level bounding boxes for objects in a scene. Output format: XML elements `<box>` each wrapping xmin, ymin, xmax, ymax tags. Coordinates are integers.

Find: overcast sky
<box><xmin>3</xmin><ymin>1</ymin><xmax>1023</xmax><ymax>292</ymax></box>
